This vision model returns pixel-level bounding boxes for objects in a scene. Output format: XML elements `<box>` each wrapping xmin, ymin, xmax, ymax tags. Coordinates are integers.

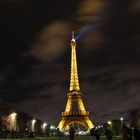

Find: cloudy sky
<box><xmin>0</xmin><ymin>0</ymin><xmax>140</xmax><ymax>126</ymax></box>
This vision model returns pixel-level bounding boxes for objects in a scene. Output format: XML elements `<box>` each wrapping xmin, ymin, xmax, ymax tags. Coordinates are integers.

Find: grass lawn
<box><xmin>0</xmin><ymin>136</ymin><xmax>123</xmax><ymax>140</ymax></box>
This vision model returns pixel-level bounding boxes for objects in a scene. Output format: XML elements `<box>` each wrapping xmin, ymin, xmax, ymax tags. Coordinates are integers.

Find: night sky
<box><xmin>0</xmin><ymin>0</ymin><xmax>140</xmax><ymax>126</ymax></box>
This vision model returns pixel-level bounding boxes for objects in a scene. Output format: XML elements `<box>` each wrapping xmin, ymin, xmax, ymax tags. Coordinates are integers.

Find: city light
<box><xmin>107</xmin><ymin>121</ymin><xmax>112</xmax><ymax>130</ymax></box>
<box><xmin>43</xmin><ymin>122</ymin><xmax>47</xmax><ymax>128</ymax></box>
<box><xmin>120</xmin><ymin>117</ymin><xmax>124</xmax><ymax>121</ymax></box>
<box><xmin>32</xmin><ymin>119</ymin><xmax>36</xmax><ymax>124</ymax></box>
<box><xmin>31</xmin><ymin>119</ymin><xmax>36</xmax><ymax>132</ymax></box>
<box><xmin>97</xmin><ymin>125</ymin><xmax>101</xmax><ymax>128</ymax></box>
<box><xmin>11</xmin><ymin>112</ymin><xmax>17</xmax><ymax>119</ymax></box>
<box><xmin>107</xmin><ymin>121</ymin><xmax>112</xmax><ymax>125</ymax></box>
<box><xmin>6</xmin><ymin>112</ymin><xmax>17</xmax><ymax>132</ymax></box>
<box><xmin>42</xmin><ymin>122</ymin><xmax>47</xmax><ymax>133</ymax></box>
<box><xmin>50</xmin><ymin>125</ymin><xmax>55</xmax><ymax>130</ymax></box>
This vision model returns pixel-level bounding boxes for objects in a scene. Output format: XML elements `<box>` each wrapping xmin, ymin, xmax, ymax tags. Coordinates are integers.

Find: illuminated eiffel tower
<box><xmin>57</xmin><ymin>32</ymin><xmax>94</xmax><ymax>131</ymax></box>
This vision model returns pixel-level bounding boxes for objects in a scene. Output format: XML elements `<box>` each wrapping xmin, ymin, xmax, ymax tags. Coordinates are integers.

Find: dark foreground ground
<box><xmin>0</xmin><ymin>136</ymin><xmax>124</xmax><ymax>140</ymax></box>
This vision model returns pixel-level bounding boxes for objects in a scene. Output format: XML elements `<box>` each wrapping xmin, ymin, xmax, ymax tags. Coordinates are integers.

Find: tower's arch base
<box><xmin>58</xmin><ymin>115</ymin><xmax>94</xmax><ymax>131</ymax></box>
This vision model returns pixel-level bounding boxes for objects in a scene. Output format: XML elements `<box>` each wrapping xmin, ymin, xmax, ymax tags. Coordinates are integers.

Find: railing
<box><xmin>62</xmin><ymin>111</ymin><xmax>89</xmax><ymax>116</ymax></box>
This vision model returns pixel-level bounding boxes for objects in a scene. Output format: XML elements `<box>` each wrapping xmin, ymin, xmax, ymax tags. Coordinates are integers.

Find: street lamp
<box><xmin>42</xmin><ymin>122</ymin><xmax>47</xmax><ymax>133</ymax></box>
<box><xmin>107</xmin><ymin>121</ymin><xmax>112</xmax><ymax>125</ymax></box>
<box><xmin>50</xmin><ymin>125</ymin><xmax>55</xmax><ymax>130</ymax></box>
<box><xmin>31</xmin><ymin>119</ymin><xmax>36</xmax><ymax>132</ymax></box>
<box><xmin>101</xmin><ymin>125</ymin><xmax>103</xmax><ymax>128</ymax></box>
<box><xmin>7</xmin><ymin>112</ymin><xmax>17</xmax><ymax>132</ymax></box>
<box><xmin>107</xmin><ymin>121</ymin><xmax>112</xmax><ymax>130</ymax></box>
<box><xmin>43</xmin><ymin>122</ymin><xmax>47</xmax><ymax>128</ymax></box>
<box><xmin>97</xmin><ymin>125</ymin><xmax>101</xmax><ymax>128</ymax></box>
<box><xmin>32</xmin><ymin>119</ymin><xmax>36</xmax><ymax>124</ymax></box>
<box><xmin>50</xmin><ymin>125</ymin><xmax>56</xmax><ymax>136</ymax></box>
<box><xmin>11</xmin><ymin>113</ymin><xmax>17</xmax><ymax>118</ymax></box>
<box><xmin>120</xmin><ymin>117</ymin><xmax>124</xmax><ymax>122</ymax></box>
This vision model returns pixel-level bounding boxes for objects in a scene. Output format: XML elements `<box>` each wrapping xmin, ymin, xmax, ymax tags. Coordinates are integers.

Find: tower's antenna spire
<box><xmin>70</xmin><ymin>31</ymin><xmax>80</xmax><ymax>91</ymax></box>
<box><xmin>72</xmin><ymin>31</ymin><xmax>75</xmax><ymax>40</ymax></box>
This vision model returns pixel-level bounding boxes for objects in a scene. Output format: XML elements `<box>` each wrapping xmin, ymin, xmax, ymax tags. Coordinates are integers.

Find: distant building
<box><xmin>103</xmin><ymin>120</ymin><xmax>122</xmax><ymax>135</ymax></box>
<box><xmin>129</xmin><ymin>109</ymin><xmax>140</xmax><ymax>127</ymax></box>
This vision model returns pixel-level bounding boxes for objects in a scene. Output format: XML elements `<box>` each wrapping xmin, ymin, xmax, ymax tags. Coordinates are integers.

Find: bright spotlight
<box><xmin>42</xmin><ymin>122</ymin><xmax>47</xmax><ymax>133</ymax></box>
<box><xmin>31</xmin><ymin>119</ymin><xmax>36</xmax><ymax>132</ymax></box>
<box><xmin>107</xmin><ymin>121</ymin><xmax>112</xmax><ymax>125</ymax></box>
<box><xmin>98</xmin><ymin>125</ymin><xmax>101</xmax><ymax>128</ymax></box>
<box><xmin>43</xmin><ymin>122</ymin><xmax>47</xmax><ymax>127</ymax></box>
<box><xmin>50</xmin><ymin>125</ymin><xmax>55</xmax><ymax>130</ymax></box>
<box><xmin>101</xmin><ymin>125</ymin><xmax>103</xmax><ymax>128</ymax></box>
<box><xmin>71</xmin><ymin>38</ymin><xmax>76</xmax><ymax>42</ymax></box>
<box><xmin>120</xmin><ymin>117</ymin><xmax>124</xmax><ymax>121</ymax></box>
<box><xmin>10</xmin><ymin>112</ymin><xmax>17</xmax><ymax>119</ymax></box>
<box><xmin>7</xmin><ymin>112</ymin><xmax>17</xmax><ymax>131</ymax></box>
<box><xmin>32</xmin><ymin>119</ymin><xmax>36</xmax><ymax>124</ymax></box>
<box><xmin>11</xmin><ymin>112</ymin><xmax>17</xmax><ymax>116</ymax></box>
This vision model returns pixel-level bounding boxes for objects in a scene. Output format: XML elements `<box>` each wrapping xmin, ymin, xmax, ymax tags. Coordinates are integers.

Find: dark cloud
<box><xmin>0</xmin><ymin>0</ymin><xmax>140</xmax><ymax>126</ymax></box>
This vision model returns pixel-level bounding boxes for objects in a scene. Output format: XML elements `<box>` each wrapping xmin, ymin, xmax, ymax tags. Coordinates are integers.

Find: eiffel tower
<box><xmin>57</xmin><ymin>32</ymin><xmax>94</xmax><ymax>131</ymax></box>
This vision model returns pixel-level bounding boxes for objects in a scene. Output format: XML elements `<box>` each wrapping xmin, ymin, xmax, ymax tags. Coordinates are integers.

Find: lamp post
<box><xmin>50</xmin><ymin>125</ymin><xmax>56</xmax><ymax>136</ymax></box>
<box><xmin>7</xmin><ymin>112</ymin><xmax>17</xmax><ymax>132</ymax></box>
<box><xmin>107</xmin><ymin>121</ymin><xmax>112</xmax><ymax>125</ymax></box>
<box><xmin>120</xmin><ymin>117</ymin><xmax>124</xmax><ymax>122</ymax></box>
<box><xmin>120</xmin><ymin>117</ymin><xmax>124</xmax><ymax>134</ymax></box>
<box><xmin>107</xmin><ymin>121</ymin><xmax>112</xmax><ymax>130</ymax></box>
<box><xmin>50</xmin><ymin>125</ymin><xmax>55</xmax><ymax>130</ymax></box>
<box><xmin>42</xmin><ymin>122</ymin><xmax>47</xmax><ymax>134</ymax></box>
<box><xmin>31</xmin><ymin>119</ymin><xmax>36</xmax><ymax>133</ymax></box>
<box><xmin>98</xmin><ymin>125</ymin><xmax>101</xmax><ymax>129</ymax></box>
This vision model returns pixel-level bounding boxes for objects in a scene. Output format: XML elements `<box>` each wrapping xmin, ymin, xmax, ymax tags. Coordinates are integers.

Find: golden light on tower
<box><xmin>70</xmin><ymin>31</ymin><xmax>80</xmax><ymax>92</ymax></box>
<box><xmin>57</xmin><ymin>31</ymin><xmax>94</xmax><ymax>131</ymax></box>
